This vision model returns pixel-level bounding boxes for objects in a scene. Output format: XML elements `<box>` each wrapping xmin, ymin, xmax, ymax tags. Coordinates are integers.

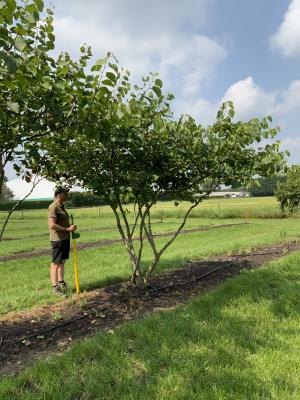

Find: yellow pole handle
<box><xmin>73</xmin><ymin>239</ymin><xmax>80</xmax><ymax>294</ymax></box>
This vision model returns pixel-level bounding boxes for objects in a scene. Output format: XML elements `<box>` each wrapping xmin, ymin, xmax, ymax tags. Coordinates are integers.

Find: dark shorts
<box><xmin>51</xmin><ymin>240</ymin><xmax>70</xmax><ymax>264</ymax></box>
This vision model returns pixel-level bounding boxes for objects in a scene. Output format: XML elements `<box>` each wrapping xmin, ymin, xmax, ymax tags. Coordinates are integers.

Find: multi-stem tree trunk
<box><xmin>109</xmin><ymin>195</ymin><xmax>209</xmax><ymax>288</ymax></box>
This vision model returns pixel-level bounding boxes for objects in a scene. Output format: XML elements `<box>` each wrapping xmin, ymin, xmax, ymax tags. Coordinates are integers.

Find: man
<box><xmin>48</xmin><ymin>187</ymin><xmax>77</xmax><ymax>294</ymax></box>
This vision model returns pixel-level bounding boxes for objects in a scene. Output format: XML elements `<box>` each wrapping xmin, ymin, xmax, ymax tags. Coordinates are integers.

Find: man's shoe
<box><xmin>53</xmin><ymin>285</ymin><xmax>61</xmax><ymax>295</ymax></box>
<box><xmin>58</xmin><ymin>280</ymin><xmax>67</xmax><ymax>289</ymax></box>
<box><xmin>58</xmin><ymin>281</ymin><xmax>69</xmax><ymax>296</ymax></box>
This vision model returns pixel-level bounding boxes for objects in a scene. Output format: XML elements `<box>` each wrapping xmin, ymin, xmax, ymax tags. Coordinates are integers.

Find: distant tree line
<box><xmin>0</xmin><ymin>179</ymin><xmax>14</xmax><ymax>201</ymax></box>
<box><xmin>249</xmin><ymin>176</ymin><xmax>286</xmax><ymax>197</ymax></box>
<box><xmin>66</xmin><ymin>191</ymin><xmax>105</xmax><ymax>207</ymax></box>
<box><xmin>0</xmin><ymin>191</ymin><xmax>104</xmax><ymax>211</ymax></box>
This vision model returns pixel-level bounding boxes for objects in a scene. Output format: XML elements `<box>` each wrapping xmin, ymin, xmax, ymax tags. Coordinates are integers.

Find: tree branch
<box><xmin>0</xmin><ymin>175</ymin><xmax>44</xmax><ymax>241</ymax></box>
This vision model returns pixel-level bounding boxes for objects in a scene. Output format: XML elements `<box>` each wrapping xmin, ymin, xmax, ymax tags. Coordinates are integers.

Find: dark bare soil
<box><xmin>0</xmin><ymin>239</ymin><xmax>299</xmax><ymax>377</ymax></box>
<box><xmin>0</xmin><ymin>223</ymin><xmax>247</xmax><ymax>263</ymax></box>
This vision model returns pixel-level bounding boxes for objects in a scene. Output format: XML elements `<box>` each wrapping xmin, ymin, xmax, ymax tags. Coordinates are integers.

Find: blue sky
<box><xmin>7</xmin><ymin>0</ymin><xmax>300</xmax><ymax>196</ymax></box>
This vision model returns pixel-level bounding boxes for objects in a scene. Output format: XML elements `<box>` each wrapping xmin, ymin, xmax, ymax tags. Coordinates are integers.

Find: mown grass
<box><xmin>0</xmin><ymin>196</ymin><xmax>290</xmax><ymax>255</ymax></box>
<box><xmin>0</xmin><ymin>216</ymin><xmax>242</xmax><ymax>256</ymax></box>
<box><xmin>153</xmin><ymin>197</ymin><xmax>285</xmax><ymax>219</ymax></box>
<box><xmin>1</xmin><ymin>251</ymin><xmax>300</xmax><ymax>399</ymax></box>
<box><xmin>1</xmin><ymin>218</ymin><xmax>300</xmax><ymax>316</ymax></box>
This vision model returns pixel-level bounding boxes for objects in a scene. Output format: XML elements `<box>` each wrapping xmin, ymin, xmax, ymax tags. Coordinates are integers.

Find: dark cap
<box><xmin>54</xmin><ymin>187</ymin><xmax>70</xmax><ymax>197</ymax></box>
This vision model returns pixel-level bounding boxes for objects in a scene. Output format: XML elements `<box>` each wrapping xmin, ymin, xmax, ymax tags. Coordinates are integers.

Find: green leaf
<box><xmin>152</xmin><ymin>86</ymin><xmax>161</xmax><ymax>97</ymax></box>
<box><xmin>106</xmin><ymin>72</ymin><xmax>117</xmax><ymax>82</ymax></box>
<box><xmin>33</xmin><ymin>0</ymin><xmax>44</xmax><ymax>12</ymax></box>
<box><xmin>228</xmin><ymin>109</ymin><xmax>235</xmax><ymax>118</ymax></box>
<box><xmin>41</xmin><ymin>77</ymin><xmax>52</xmax><ymax>90</ymax></box>
<box><xmin>6</xmin><ymin>0</ymin><xmax>16</xmax><ymax>11</ymax></box>
<box><xmin>117</xmin><ymin>108</ymin><xmax>124</xmax><ymax>119</ymax></box>
<box><xmin>14</xmin><ymin>36</ymin><xmax>27</xmax><ymax>51</ymax></box>
<box><xmin>109</xmin><ymin>63</ymin><xmax>118</xmax><ymax>74</ymax></box>
<box><xmin>7</xmin><ymin>101</ymin><xmax>19</xmax><ymax>113</ymax></box>
<box><xmin>91</xmin><ymin>58</ymin><xmax>106</xmax><ymax>71</ymax></box>
<box><xmin>91</xmin><ymin>64</ymin><xmax>102</xmax><ymax>72</ymax></box>
<box><xmin>24</xmin><ymin>13</ymin><xmax>37</xmax><ymax>24</ymax></box>
<box><xmin>155</xmin><ymin>79</ymin><xmax>163</xmax><ymax>88</ymax></box>
<box><xmin>99</xmin><ymin>87</ymin><xmax>111</xmax><ymax>95</ymax></box>
<box><xmin>102</xmin><ymin>79</ymin><xmax>115</xmax><ymax>87</ymax></box>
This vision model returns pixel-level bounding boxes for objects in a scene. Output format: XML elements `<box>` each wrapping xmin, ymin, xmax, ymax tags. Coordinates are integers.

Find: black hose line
<box><xmin>15</xmin><ymin>261</ymin><xmax>234</xmax><ymax>343</ymax></box>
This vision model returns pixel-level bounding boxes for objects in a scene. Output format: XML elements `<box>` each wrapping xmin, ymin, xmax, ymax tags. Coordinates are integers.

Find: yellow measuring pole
<box><xmin>73</xmin><ymin>238</ymin><xmax>80</xmax><ymax>294</ymax></box>
<box><xmin>71</xmin><ymin>214</ymin><xmax>80</xmax><ymax>294</ymax></box>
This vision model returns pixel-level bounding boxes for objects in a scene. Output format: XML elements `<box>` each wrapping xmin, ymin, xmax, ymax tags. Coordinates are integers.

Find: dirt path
<box><xmin>0</xmin><ymin>239</ymin><xmax>299</xmax><ymax>377</ymax></box>
<box><xmin>0</xmin><ymin>222</ymin><xmax>247</xmax><ymax>263</ymax></box>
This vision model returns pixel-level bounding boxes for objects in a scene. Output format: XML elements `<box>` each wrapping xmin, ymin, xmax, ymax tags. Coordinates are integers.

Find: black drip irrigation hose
<box><xmin>15</xmin><ymin>261</ymin><xmax>235</xmax><ymax>344</ymax></box>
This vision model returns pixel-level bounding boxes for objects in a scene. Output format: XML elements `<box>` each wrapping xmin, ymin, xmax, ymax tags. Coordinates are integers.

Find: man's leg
<box><xmin>58</xmin><ymin>259</ymin><xmax>66</xmax><ymax>283</ymax></box>
<box><xmin>50</xmin><ymin>263</ymin><xmax>59</xmax><ymax>286</ymax></box>
<box><xmin>58</xmin><ymin>240</ymin><xmax>70</xmax><ymax>288</ymax></box>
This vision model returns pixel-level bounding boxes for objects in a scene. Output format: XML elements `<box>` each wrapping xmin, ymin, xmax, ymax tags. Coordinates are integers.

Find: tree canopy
<box><xmin>276</xmin><ymin>165</ymin><xmax>300</xmax><ymax>215</ymax></box>
<box><xmin>0</xmin><ymin>0</ymin><xmax>94</xmax><ymax>193</ymax></box>
<box><xmin>36</xmin><ymin>61</ymin><xmax>288</xmax><ymax>284</ymax></box>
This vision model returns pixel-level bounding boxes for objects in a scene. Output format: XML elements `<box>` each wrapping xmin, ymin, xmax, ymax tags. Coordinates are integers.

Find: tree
<box><xmin>276</xmin><ymin>166</ymin><xmax>300</xmax><ymax>214</ymax></box>
<box><xmin>67</xmin><ymin>191</ymin><xmax>104</xmax><ymax>207</ymax></box>
<box><xmin>0</xmin><ymin>177</ymin><xmax>14</xmax><ymax>200</ymax></box>
<box><xmin>37</xmin><ymin>54</ymin><xmax>288</xmax><ymax>286</ymax></box>
<box><xmin>0</xmin><ymin>0</ymin><xmax>100</xmax><ymax>239</ymax></box>
<box><xmin>0</xmin><ymin>175</ymin><xmax>43</xmax><ymax>241</ymax></box>
<box><xmin>0</xmin><ymin>0</ymin><xmax>94</xmax><ymax>195</ymax></box>
<box><xmin>249</xmin><ymin>176</ymin><xmax>286</xmax><ymax>197</ymax></box>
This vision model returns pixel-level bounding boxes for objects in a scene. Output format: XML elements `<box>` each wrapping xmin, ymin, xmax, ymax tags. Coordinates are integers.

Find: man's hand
<box><xmin>67</xmin><ymin>224</ymin><xmax>77</xmax><ymax>232</ymax></box>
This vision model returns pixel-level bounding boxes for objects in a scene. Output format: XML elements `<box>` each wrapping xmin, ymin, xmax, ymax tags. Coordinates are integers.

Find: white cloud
<box><xmin>179</xmin><ymin>77</ymin><xmax>278</xmax><ymax>124</ymax></box>
<box><xmin>6</xmin><ymin>178</ymin><xmax>85</xmax><ymax>200</ymax></box>
<box><xmin>222</xmin><ymin>77</ymin><xmax>277</xmax><ymax>119</ymax></box>
<box><xmin>181</xmin><ymin>76</ymin><xmax>300</xmax><ymax>125</ymax></box>
<box><xmin>177</xmin><ymin>77</ymin><xmax>300</xmax><ymax>165</ymax></box>
<box><xmin>176</xmin><ymin>97</ymin><xmax>218</xmax><ymax>125</ymax></box>
<box><xmin>275</xmin><ymin>80</ymin><xmax>300</xmax><ymax>114</ymax></box>
<box><xmin>7</xmin><ymin>178</ymin><xmax>56</xmax><ymax>200</ymax></box>
<box><xmin>270</xmin><ymin>0</ymin><xmax>300</xmax><ymax>58</ymax></box>
<box><xmin>280</xmin><ymin>136</ymin><xmax>300</xmax><ymax>165</ymax></box>
<box><xmin>52</xmin><ymin>0</ymin><xmax>226</xmax><ymax>93</ymax></box>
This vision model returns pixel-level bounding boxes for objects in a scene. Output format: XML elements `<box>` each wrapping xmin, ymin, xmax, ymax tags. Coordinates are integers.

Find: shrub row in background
<box><xmin>0</xmin><ymin>200</ymin><xmax>52</xmax><ymax>211</ymax></box>
<box><xmin>66</xmin><ymin>192</ymin><xmax>105</xmax><ymax>207</ymax></box>
<box><xmin>0</xmin><ymin>192</ymin><xmax>105</xmax><ymax>211</ymax></box>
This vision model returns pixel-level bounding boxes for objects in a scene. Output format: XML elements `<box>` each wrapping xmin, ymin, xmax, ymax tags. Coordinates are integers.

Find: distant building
<box><xmin>209</xmin><ymin>191</ymin><xmax>250</xmax><ymax>198</ymax></box>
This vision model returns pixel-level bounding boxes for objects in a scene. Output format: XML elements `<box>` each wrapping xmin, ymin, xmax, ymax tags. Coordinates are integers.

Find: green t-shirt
<box><xmin>48</xmin><ymin>202</ymin><xmax>70</xmax><ymax>241</ymax></box>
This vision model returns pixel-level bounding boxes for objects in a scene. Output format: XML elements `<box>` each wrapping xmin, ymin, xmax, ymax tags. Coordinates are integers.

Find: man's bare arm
<box><xmin>48</xmin><ymin>217</ymin><xmax>76</xmax><ymax>232</ymax></box>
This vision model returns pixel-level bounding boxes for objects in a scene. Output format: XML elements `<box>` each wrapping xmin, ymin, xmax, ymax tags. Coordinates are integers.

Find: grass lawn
<box><xmin>1</xmin><ymin>217</ymin><xmax>300</xmax><ymax>316</ymax></box>
<box><xmin>0</xmin><ymin>196</ymin><xmax>290</xmax><ymax>255</ymax></box>
<box><xmin>1</xmin><ymin>249</ymin><xmax>300</xmax><ymax>399</ymax></box>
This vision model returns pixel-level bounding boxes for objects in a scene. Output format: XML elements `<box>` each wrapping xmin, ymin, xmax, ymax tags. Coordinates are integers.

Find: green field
<box><xmin>0</xmin><ymin>197</ymin><xmax>299</xmax><ymax>316</ymax></box>
<box><xmin>0</xmin><ymin>197</ymin><xmax>288</xmax><ymax>256</ymax></box>
<box><xmin>1</xmin><ymin>197</ymin><xmax>300</xmax><ymax>399</ymax></box>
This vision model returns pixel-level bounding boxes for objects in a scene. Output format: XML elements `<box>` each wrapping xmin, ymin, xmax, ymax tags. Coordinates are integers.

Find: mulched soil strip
<box><xmin>0</xmin><ymin>239</ymin><xmax>299</xmax><ymax>377</ymax></box>
<box><xmin>0</xmin><ymin>223</ymin><xmax>247</xmax><ymax>263</ymax></box>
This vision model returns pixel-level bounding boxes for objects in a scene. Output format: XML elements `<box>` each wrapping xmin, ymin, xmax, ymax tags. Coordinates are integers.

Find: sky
<box><xmin>6</xmin><ymin>0</ymin><xmax>300</xmax><ymax>198</ymax></box>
